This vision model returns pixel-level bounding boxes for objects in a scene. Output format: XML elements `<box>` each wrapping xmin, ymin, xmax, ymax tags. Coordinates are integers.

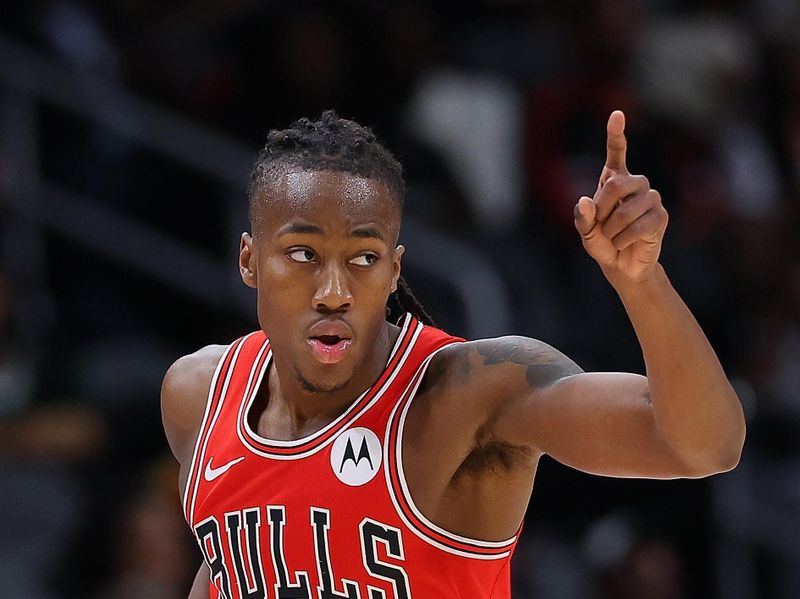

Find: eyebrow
<box><xmin>277</xmin><ymin>222</ymin><xmax>386</xmax><ymax>242</ymax></box>
<box><xmin>350</xmin><ymin>226</ymin><xmax>385</xmax><ymax>242</ymax></box>
<box><xmin>277</xmin><ymin>223</ymin><xmax>324</xmax><ymax>237</ymax></box>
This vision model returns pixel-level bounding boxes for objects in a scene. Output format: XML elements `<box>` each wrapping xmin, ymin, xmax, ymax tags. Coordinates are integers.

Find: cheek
<box><xmin>360</xmin><ymin>262</ymin><xmax>396</xmax><ymax>302</ymax></box>
<box><xmin>260</xmin><ymin>256</ymin><xmax>303</xmax><ymax>289</ymax></box>
<box><xmin>255</xmin><ymin>257</ymin><xmax>311</xmax><ymax>325</ymax></box>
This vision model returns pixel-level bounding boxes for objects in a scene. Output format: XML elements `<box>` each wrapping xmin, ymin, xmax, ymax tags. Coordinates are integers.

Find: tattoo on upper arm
<box><xmin>417</xmin><ymin>354</ymin><xmax>448</xmax><ymax>394</ymax></box>
<box><xmin>417</xmin><ymin>344</ymin><xmax>473</xmax><ymax>395</ymax></box>
<box><xmin>476</xmin><ymin>338</ymin><xmax>582</xmax><ymax>389</ymax></box>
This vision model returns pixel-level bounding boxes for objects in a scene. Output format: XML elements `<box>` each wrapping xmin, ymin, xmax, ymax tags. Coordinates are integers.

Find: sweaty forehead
<box><xmin>254</xmin><ymin>170</ymin><xmax>400</xmax><ymax>239</ymax></box>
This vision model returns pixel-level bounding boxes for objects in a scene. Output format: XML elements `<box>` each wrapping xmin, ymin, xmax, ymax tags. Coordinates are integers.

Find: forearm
<box><xmin>609</xmin><ymin>263</ymin><xmax>745</xmax><ymax>473</ymax></box>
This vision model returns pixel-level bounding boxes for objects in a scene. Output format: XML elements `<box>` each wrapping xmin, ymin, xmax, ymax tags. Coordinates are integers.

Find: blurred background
<box><xmin>0</xmin><ymin>0</ymin><xmax>798</xmax><ymax>597</ymax></box>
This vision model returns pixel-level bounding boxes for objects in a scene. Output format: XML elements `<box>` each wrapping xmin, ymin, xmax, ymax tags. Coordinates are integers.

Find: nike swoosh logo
<box><xmin>204</xmin><ymin>456</ymin><xmax>245</xmax><ymax>482</ymax></box>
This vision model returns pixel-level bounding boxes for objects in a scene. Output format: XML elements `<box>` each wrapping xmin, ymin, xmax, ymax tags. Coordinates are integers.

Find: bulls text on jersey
<box><xmin>194</xmin><ymin>504</ymin><xmax>412</xmax><ymax>599</ymax></box>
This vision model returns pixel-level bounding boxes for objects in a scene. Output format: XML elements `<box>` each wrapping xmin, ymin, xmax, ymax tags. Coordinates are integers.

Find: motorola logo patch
<box><xmin>330</xmin><ymin>427</ymin><xmax>382</xmax><ymax>486</ymax></box>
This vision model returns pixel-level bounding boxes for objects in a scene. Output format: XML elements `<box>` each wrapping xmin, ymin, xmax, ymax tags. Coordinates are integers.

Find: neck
<box><xmin>264</xmin><ymin>321</ymin><xmax>401</xmax><ymax>438</ymax></box>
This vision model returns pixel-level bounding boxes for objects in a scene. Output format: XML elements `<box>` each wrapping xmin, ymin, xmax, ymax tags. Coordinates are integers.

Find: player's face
<box><xmin>240</xmin><ymin>170</ymin><xmax>403</xmax><ymax>393</ymax></box>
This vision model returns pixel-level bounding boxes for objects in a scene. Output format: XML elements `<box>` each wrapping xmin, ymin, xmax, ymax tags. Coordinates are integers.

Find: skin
<box><xmin>162</xmin><ymin>111</ymin><xmax>746</xmax><ymax>595</ymax></box>
<box><xmin>240</xmin><ymin>169</ymin><xmax>405</xmax><ymax>434</ymax></box>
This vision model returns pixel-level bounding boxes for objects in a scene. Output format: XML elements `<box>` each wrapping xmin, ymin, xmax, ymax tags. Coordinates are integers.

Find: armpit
<box><xmin>453</xmin><ymin>423</ymin><xmax>535</xmax><ymax>481</ymax></box>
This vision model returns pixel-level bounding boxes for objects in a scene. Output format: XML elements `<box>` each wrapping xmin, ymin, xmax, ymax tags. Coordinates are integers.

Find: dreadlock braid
<box><xmin>387</xmin><ymin>276</ymin><xmax>435</xmax><ymax>327</ymax></box>
<box><xmin>249</xmin><ymin>110</ymin><xmax>434</xmax><ymax>327</ymax></box>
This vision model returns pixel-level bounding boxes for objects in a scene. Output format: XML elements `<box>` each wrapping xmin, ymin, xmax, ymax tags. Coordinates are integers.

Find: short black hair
<box><xmin>247</xmin><ymin>111</ymin><xmax>433</xmax><ymax>327</ymax></box>
<box><xmin>248</xmin><ymin>110</ymin><xmax>405</xmax><ymax>230</ymax></box>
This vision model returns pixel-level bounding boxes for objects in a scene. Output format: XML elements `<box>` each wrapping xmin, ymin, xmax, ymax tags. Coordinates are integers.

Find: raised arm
<box><xmin>455</xmin><ymin>112</ymin><xmax>745</xmax><ymax>480</ymax></box>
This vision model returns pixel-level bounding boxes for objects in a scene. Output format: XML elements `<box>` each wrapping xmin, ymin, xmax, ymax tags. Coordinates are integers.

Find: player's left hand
<box><xmin>574</xmin><ymin>111</ymin><xmax>668</xmax><ymax>284</ymax></box>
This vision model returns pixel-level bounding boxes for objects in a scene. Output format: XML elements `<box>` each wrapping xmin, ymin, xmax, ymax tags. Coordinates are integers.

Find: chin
<box><xmin>294</xmin><ymin>367</ymin><xmax>352</xmax><ymax>395</ymax></box>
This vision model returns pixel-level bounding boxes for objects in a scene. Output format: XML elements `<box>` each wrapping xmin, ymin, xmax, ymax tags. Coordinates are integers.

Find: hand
<box><xmin>574</xmin><ymin>111</ymin><xmax>668</xmax><ymax>283</ymax></box>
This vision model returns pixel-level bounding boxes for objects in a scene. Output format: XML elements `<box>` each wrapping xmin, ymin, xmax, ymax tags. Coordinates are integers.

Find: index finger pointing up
<box><xmin>605</xmin><ymin>110</ymin><xmax>628</xmax><ymax>173</ymax></box>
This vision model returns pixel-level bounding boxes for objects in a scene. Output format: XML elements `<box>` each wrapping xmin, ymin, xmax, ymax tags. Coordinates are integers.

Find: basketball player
<box><xmin>161</xmin><ymin>110</ymin><xmax>746</xmax><ymax>598</ymax></box>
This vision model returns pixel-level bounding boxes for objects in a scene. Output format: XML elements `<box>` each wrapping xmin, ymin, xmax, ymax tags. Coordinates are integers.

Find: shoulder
<box><xmin>468</xmin><ymin>336</ymin><xmax>583</xmax><ymax>389</ymax></box>
<box><xmin>161</xmin><ymin>344</ymin><xmax>228</xmax><ymax>467</ymax></box>
<box><xmin>413</xmin><ymin>336</ymin><xmax>581</xmax><ymax>436</ymax></box>
<box><xmin>408</xmin><ymin>336</ymin><xmax>583</xmax><ymax>472</ymax></box>
<box><xmin>425</xmin><ymin>336</ymin><xmax>582</xmax><ymax>395</ymax></box>
<box><xmin>163</xmin><ymin>344</ymin><xmax>228</xmax><ymax>391</ymax></box>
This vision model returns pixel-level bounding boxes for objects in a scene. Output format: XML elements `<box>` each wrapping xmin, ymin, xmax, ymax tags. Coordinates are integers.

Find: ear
<box><xmin>239</xmin><ymin>232</ymin><xmax>257</xmax><ymax>289</ymax></box>
<box><xmin>390</xmin><ymin>245</ymin><xmax>405</xmax><ymax>293</ymax></box>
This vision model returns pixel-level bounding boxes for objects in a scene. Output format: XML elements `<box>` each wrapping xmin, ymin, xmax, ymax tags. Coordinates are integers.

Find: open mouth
<box><xmin>313</xmin><ymin>335</ymin><xmax>347</xmax><ymax>346</ymax></box>
<box><xmin>307</xmin><ymin>335</ymin><xmax>352</xmax><ymax>364</ymax></box>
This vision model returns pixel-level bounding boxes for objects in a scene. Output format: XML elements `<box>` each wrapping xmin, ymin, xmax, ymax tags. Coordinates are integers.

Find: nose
<box><xmin>313</xmin><ymin>262</ymin><xmax>353</xmax><ymax>312</ymax></box>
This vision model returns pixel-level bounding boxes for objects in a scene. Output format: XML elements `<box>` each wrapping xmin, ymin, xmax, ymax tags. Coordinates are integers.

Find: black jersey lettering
<box><xmin>226</xmin><ymin>508</ymin><xmax>268</xmax><ymax>598</ymax></box>
<box><xmin>195</xmin><ymin>516</ymin><xmax>234</xmax><ymax>599</ymax></box>
<box><xmin>267</xmin><ymin>506</ymin><xmax>312</xmax><ymax>598</ymax></box>
<box><xmin>196</xmin><ymin>506</ymin><xmax>416</xmax><ymax>598</ymax></box>
<box><xmin>311</xmin><ymin>508</ymin><xmax>361</xmax><ymax>599</ymax></box>
<box><xmin>359</xmin><ymin>519</ymin><xmax>411</xmax><ymax>599</ymax></box>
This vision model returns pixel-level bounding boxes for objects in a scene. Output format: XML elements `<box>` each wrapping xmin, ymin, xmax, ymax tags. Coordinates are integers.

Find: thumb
<box><xmin>574</xmin><ymin>196</ymin><xmax>597</xmax><ymax>237</ymax></box>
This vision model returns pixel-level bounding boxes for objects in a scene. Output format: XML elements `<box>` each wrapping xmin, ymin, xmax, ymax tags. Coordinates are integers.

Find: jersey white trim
<box><xmin>186</xmin><ymin>334</ymin><xmax>251</xmax><ymax>527</ymax></box>
<box><xmin>384</xmin><ymin>343</ymin><xmax>519</xmax><ymax>560</ymax></box>
<box><xmin>237</xmin><ymin>314</ymin><xmax>423</xmax><ymax>460</ymax></box>
<box><xmin>181</xmin><ymin>338</ymin><xmax>240</xmax><ymax>521</ymax></box>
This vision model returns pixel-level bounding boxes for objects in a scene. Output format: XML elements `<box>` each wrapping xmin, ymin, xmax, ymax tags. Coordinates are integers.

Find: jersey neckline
<box><xmin>236</xmin><ymin>313</ymin><xmax>420</xmax><ymax>458</ymax></box>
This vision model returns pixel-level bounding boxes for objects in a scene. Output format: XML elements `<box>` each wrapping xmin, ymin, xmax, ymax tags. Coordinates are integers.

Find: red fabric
<box><xmin>184</xmin><ymin>315</ymin><xmax>519</xmax><ymax>598</ymax></box>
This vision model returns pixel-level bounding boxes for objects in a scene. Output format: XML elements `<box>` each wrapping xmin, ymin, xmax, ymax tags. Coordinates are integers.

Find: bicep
<box><xmin>493</xmin><ymin>372</ymin><xmax>696</xmax><ymax>479</ymax></box>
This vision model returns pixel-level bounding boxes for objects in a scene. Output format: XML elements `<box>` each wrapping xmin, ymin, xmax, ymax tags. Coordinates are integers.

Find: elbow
<box><xmin>710</xmin><ymin>439</ymin><xmax>744</xmax><ymax>475</ymax></box>
<box><xmin>724</xmin><ymin>423</ymin><xmax>747</xmax><ymax>471</ymax></box>
<box><xmin>682</xmin><ymin>451</ymin><xmax>740</xmax><ymax>479</ymax></box>
<box><xmin>717</xmin><ymin>402</ymin><xmax>748</xmax><ymax>473</ymax></box>
<box><xmin>684</xmin><ymin>419</ymin><xmax>747</xmax><ymax>478</ymax></box>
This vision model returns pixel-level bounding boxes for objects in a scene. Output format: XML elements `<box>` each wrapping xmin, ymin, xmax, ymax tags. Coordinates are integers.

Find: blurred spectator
<box><xmin>407</xmin><ymin>69</ymin><xmax>525</xmax><ymax>233</ymax></box>
<box><xmin>600</xmin><ymin>539</ymin><xmax>686</xmax><ymax>599</ymax></box>
<box><xmin>0</xmin><ymin>269</ymin><xmax>107</xmax><ymax>597</ymax></box>
<box><xmin>635</xmin><ymin>7</ymin><xmax>757</xmax><ymax>130</ymax></box>
<box><xmin>583</xmin><ymin>511</ymin><xmax>687</xmax><ymax>599</ymax></box>
<box><xmin>98</xmin><ymin>456</ymin><xmax>195</xmax><ymax>599</ymax></box>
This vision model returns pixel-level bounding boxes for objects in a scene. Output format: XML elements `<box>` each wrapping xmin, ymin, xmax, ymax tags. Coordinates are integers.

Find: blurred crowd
<box><xmin>1</xmin><ymin>0</ymin><xmax>799</xmax><ymax>597</ymax></box>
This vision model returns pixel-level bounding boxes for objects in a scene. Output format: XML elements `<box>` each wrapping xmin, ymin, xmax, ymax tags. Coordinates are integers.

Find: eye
<box><xmin>288</xmin><ymin>249</ymin><xmax>315</xmax><ymax>263</ymax></box>
<box><xmin>349</xmin><ymin>253</ymin><xmax>378</xmax><ymax>267</ymax></box>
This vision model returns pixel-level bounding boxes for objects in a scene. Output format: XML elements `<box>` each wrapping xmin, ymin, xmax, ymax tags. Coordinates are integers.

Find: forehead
<box><xmin>255</xmin><ymin>170</ymin><xmax>399</xmax><ymax>237</ymax></box>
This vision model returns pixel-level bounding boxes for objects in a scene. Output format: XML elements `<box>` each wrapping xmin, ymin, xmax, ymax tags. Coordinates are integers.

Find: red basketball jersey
<box><xmin>182</xmin><ymin>314</ymin><xmax>521</xmax><ymax>598</ymax></box>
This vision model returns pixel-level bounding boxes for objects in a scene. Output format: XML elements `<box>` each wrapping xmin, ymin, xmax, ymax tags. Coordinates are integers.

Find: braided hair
<box><xmin>248</xmin><ymin>110</ymin><xmax>434</xmax><ymax>327</ymax></box>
